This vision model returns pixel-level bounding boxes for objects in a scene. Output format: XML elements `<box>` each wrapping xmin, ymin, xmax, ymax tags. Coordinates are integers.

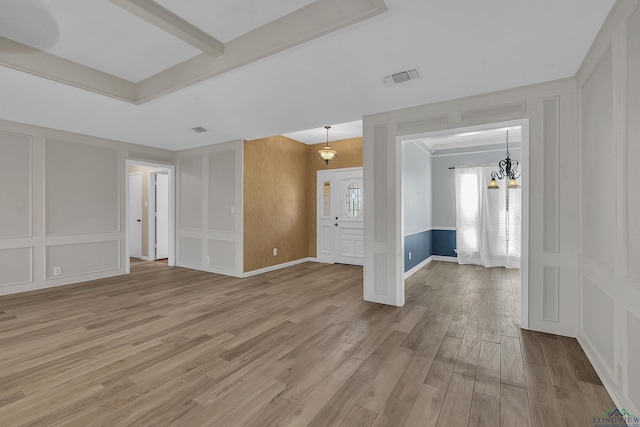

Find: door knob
<box><xmin>136</xmin><ymin>219</ymin><xmax>141</xmax><ymax>222</ymax></box>
<box><xmin>335</xmin><ymin>223</ymin><xmax>338</xmax><ymax>226</ymax></box>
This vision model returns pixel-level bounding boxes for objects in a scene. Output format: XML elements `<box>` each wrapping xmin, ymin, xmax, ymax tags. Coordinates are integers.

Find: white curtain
<box><xmin>455</xmin><ymin>166</ymin><xmax>521</xmax><ymax>268</ymax></box>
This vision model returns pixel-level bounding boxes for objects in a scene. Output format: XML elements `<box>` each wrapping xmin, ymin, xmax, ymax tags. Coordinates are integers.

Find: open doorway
<box><xmin>399</xmin><ymin>118</ymin><xmax>529</xmax><ymax>328</ymax></box>
<box><xmin>126</xmin><ymin>160</ymin><xmax>176</xmax><ymax>272</ymax></box>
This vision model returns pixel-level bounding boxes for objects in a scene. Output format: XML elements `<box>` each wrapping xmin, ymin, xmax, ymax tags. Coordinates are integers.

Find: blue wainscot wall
<box><xmin>404</xmin><ymin>229</ymin><xmax>457</xmax><ymax>273</ymax></box>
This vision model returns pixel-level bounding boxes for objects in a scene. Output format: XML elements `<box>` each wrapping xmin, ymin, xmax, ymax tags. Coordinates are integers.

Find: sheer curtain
<box><xmin>455</xmin><ymin>166</ymin><xmax>521</xmax><ymax>268</ymax></box>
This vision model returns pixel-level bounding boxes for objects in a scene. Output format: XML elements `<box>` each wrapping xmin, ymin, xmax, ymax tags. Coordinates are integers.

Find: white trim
<box><xmin>140</xmin><ymin>256</ymin><xmax>149</xmax><ymax>261</ymax></box>
<box><xmin>404</xmin><ymin>226</ymin><xmax>457</xmax><ymax>236</ymax></box>
<box><xmin>148</xmin><ymin>169</ymin><xmax>170</xmax><ymax>261</ymax></box>
<box><xmin>125</xmin><ymin>159</ymin><xmax>176</xmax><ymax>274</ymax></box>
<box><xmin>432</xmin><ymin>255</ymin><xmax>458</xmax><ymax>263</ymax></box>
<box><xmin>404</xmin><ymin>256</ymin><xmax>433</xmax><ymax>279</ymax></box>
<box><xmin>431</xmin><ymin>147</ymin><xmax>521</xmax><ymax>157</ymax></box>
<box><xmin>403</xmin><ymin>255</ymin><xmax>460</xmax><ymax>279</ymax></box>
<box><xmin>243</xmin><ymin>257</ymin><xmax>314</xmax><ymax>278</ymax></box>
<box><xmin>578</xmin><ymin>334</ymin><xmax>639</xmax><ymax>415</ymax></box>
<box><xmin>397</xmin><ymin>119</ymin><xmax>529</xmax><ymax>326</ymax></box>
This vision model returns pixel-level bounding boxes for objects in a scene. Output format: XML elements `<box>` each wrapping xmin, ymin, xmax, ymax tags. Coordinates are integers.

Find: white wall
<box><xmin>0</xmin><ymin>118</ymin><xmax>174</xmax><ymax>296</ymax></box>
<box><xmin>363</xmin><ymin>78</ymin><xmax>578</xmax><ymax>340</ymax></box>
<box><xmin>575</xmin><ymin>0</ymin><xmax>640</xmax><ymax>414</ymax></box>
<box><xmin>402</xmin><ymin>142</ymin><xmax>432</xmax><ymax>235</ymax></box>
<box><xmin>175</xmin><ymin>141</ymin><xmax>244</xmax><ymax>277</ymax></box>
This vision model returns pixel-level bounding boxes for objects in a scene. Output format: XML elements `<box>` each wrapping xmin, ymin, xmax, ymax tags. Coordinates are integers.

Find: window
<box><xmin>322</xmin><ymin>182</ymin><xmax>330</xmax><ymax>217</ymax></box>
<box><xmin>345</xmin><ymin>182</ymin><xmax>362</xmax><ymax>217</ymax></box>
<box><xmin>455</xmin><ymin>166</ymin><xmax>520</xmax><ymax>268</ymax></box>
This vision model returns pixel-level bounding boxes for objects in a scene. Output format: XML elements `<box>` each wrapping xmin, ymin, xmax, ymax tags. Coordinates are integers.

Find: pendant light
<box><xmin>318</xmin><ymin>125</ymin><xmax>338</xmax><ymax>165</ymax></box>
<box><xmin>488</xmin><ymin>130</ymin><xmax>520</xmax><ymax>189</ymax></box>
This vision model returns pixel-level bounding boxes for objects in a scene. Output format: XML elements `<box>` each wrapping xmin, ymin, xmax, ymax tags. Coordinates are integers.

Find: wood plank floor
<box><xmin>0</xmin><ymin>260</ymin><xmax>618</xmax><ymax>426</ymax></box>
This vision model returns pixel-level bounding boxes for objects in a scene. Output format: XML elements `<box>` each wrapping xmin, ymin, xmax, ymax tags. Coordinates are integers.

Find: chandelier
<box><xmin>488</xmin><ymin>130</ymin><xmax>520</xmax><ymax>189</ymax></box>
<box><xmin>318</xmin><ymin>125</ymin><xmax>338</xmax><ymax>165</ymax></box>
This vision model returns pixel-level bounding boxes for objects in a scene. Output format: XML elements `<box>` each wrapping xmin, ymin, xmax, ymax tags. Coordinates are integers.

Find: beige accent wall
<box><xmin>307</xmin><ymin>137</ymin><xmax>363</xmax><ymax>257</ymax></box>
<box><xmin>243</xmin><ymin>135</ymin><xmax>362</xmax><ymax>272</ymax></box>
<box><xmin>128</xmin><ymin>164</ymin><xmax>154</xmax><ymax>257</ymax></box>
<box><xmin>244</xmin><ymin>135</ymin><xmax>309</xmax><ymax>272</ymax></box>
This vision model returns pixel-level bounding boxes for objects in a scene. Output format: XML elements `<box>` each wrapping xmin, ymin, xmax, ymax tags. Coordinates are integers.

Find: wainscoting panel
<box><xmin>403</xmin><ymin>229</ymin><xmax>457</xmax><ymax>273</ymax></box>
<box><xmin>627</xmin><ymin>5</ymin><xmax>640</xmax><ymax>284</ymax></box>
<box><xmin>0</xmin><ymin>131</ymin><xmax>31</xmax><ymax>238</ymax></box>
<box><xmin>432</xmin><ymin>230</ymin><xmax>456</xmax><ymax>258</ymax></box>
<box><xmin>45</xmin><ymin>139</ymin><xmax>119</xmax><ymax>235</ymax></box>
<box><xmin>397</xmin><ymin>114</ymin><xmax>448</xmax><ymax>133</ymax></box>
<box><xmin>460</xmin><ymin>101</ymin><xmax>526</xmax><ymax>121</ymax></box>
<box><xmin>0</xmin><ymin>247</ymin><xmax>32</xmax><ymax>286</ymax></box>
<box><xmin>542</xmin><ymin>266</ymin><xmax>560</xmax><ymax>322</ymax></box>
<box><xmin>208</xmin><ymin>150</ymin><xmax>236</xmax><ymax>233</ymax></box>
<box><xmin>628</xmin><ymin>310</ymin><xmax>640</xmax><ymax>409</ymax></box>
<box><xmin>374</xmin><ymin>253</ymin><xmax>387</xmax><ymax>296</ymax></box>
<box><xmin>542</xmin><ymin>96</ymin><xmax>560</xmax><ymax>253</ymax></box>
<box><xmin>178</xmin><ymin>156</ymin><xmax>203</xmax><ymax>230</ymax></box>
<box><xmin>208</xmin><ymin>239</ymin><xmax>235</xmax><ymax>270</ymax></box>
<box><xmin>580</xmin><ymin>47</ymin><xmax>615</xmax><ymax>270</ymax></box>
<box><xmin>178</xmin><ymin>236</ymin><xmax>202</xmax><ymax>265</ymax></box>
<box><xmin>404</xmin><ymin>230</ymin><xmax>431</xmax><ymax>272</ymax></box>
<box><xmin>582</xmin><ymin>276</ymin><xmax>615</xmax><ymax>372</ymax></box>
<box><xmin>46</xmin><ymin>241</ymin><xmax>119</xmax><ymax>279</ymax></box>
<box><xmin>373</xmin><ymin>125</ymin><xmax>387</xmax><ymax>243</ymax></box>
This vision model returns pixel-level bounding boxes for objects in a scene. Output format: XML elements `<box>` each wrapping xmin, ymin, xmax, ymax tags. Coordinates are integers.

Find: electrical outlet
<box><xmin>273</xmin><ymin>248</ymin><xmax>277</xmax><ymax>256</ymax></box>
<box><xmin>408</xmin><ymin>251</ymin><xmax>412</xmax><ymax>260</ymax></box>
<box><xmin>205</xmin><ymin>255</ymin><xmax>210</xmax><ymax>264</ymax></box>
<box><xmin>231</xmin><ymin>205</ymin><xmax>235</xmax><ymax>214</ymax></box>
<box><xmin>53</xmin><ymin>267</ymin><xmax>62</xmax><ymax>276</ymax></box>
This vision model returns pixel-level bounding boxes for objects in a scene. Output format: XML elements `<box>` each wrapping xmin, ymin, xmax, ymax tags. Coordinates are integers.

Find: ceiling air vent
<box><xmin>383</xmin><ymin>68</ymin><xmax>422</xmax><ymax>86</ymax></box>
<box><xmin>190</xmin><ymin>126</ymin><xmax>207</xmax><ymax>133</ymax></box>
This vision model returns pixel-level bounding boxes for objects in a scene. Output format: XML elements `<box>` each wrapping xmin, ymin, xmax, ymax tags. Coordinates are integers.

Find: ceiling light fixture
<box><xmin>488</xmin><ymin>130</ymin><xmax>520</xmax><ymax>189</ymax></box>
<box><xmin>318</xmin><ymin>125</ymin><xmax>338</xmax><ymax>165</ymax></box>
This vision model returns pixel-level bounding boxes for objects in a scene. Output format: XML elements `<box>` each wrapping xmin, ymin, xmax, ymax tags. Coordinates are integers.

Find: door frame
<box><xmin>148</xmin><ymin>169</ymin><xmax>169</xmax><ymax>261</ymax></box>
<box><xmin>125</xmin><ymin>160</ymin><xmax>176</xmax><ymax>273</ymax></box>
<box><xmin>128</xmin><ymin>171</ymin><xmax>143</xmax><ymax>260</ymax></box>
<box><xmin>316</xmin><ymin>167</ymin><xmax>364</xmax><ymax>264</ymax></box>
<box><xmin>397</xmin><ymin>118</ymin><xmax>529</xmax><ymax>328</ymax></box>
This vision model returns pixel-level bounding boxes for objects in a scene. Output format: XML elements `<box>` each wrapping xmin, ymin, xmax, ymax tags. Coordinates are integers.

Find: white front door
<box><xmin>129</xmin><ymin>172</ymin><xmax>142</xmax><ymax>259</ymax></box>
<box><xmin>317</xmin><ymin>168</ymin><xmax>364</xmax><ymax>265</ymax></box>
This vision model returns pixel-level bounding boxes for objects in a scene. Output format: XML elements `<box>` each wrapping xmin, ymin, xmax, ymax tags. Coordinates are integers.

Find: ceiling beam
<box><xmin>108</xmin><ymin>0</ymin><xmax>224</xmax><ymax>57</ymax></box>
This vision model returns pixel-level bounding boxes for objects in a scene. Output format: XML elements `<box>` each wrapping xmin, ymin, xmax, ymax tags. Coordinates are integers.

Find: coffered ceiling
<box><xmin>0</xmin><ymin>0</ymin><xmax>615</xmax><ymax>150</ymax></box>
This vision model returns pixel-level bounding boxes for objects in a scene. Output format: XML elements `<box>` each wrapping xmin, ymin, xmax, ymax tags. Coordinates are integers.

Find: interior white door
<box><xmin>155</xmin><ymin>173</ymin><xmax>169</xmax><ymax>259</ymax></box>
<box><xmin>317</xmin><ymin>168</ymin><xmax>364</xmax><ymax>265</ymax></box>
<box><xmin>129</xmin><ymin>173</ymin><xmax>142</xmax><ymax>259</ymax></box>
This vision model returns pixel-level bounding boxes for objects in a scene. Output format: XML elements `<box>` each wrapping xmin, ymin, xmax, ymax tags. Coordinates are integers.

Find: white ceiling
<box><xmin>283</xmin><ymin>120</ymin><xmax>363</xmax><ymax>144</ymax></box>
<box><xmin>0</xmin><ymin>0</ymin><xmax>615</xmax><ymax>151</ymax></box>
<box><xmin>154</xmin><ymin>0</ymin><xmax>317</xmax><ymax>44</ymax></box>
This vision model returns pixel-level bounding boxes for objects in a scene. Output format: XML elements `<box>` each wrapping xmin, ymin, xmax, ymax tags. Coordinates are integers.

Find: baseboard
<box><xmin>404</xmin><ymin>256</ymin><xmax>433</xmax><ymax>279</ymax></box>
<box><xmin>243</xmin><ymin>257</ymin><xmax>314</xmax><ymax>278</ymax></box>
<box><xmin>431</xmin><ymin>255</ymin><xmax>458</xmax><ymax>263</ymax></box>
<box><xmin>140</xmin><ymin>256</ymin><xmax>149</xmax><ymax>261</ymax></box>
<box><xmin>578</xmin><ymin>333</ymin><xmax>639</xmax><ymax>415</ymax></box>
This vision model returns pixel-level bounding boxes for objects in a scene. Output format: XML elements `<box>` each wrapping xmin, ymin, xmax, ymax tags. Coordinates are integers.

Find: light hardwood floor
<box><xmin>0</xmin><ymin>260</ymin><xmax>617</xmax><ymax>426</ymax></box>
